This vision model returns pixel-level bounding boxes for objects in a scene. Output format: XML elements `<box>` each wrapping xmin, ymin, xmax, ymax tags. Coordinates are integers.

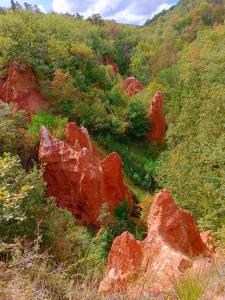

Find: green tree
<box><xmin>0</xmin><ymin>103</ymin><xmax>36</xmax><ymax>168</ymax></box>
<box><xmin>157</xmin><ymin>85</ymin><xmax>225</xmax><ymax>234</ymax></box>
<box><xmin>127</xmin><ymin>99</ymin><xmax>149</xmax><ymax>138</ymax></box>
<box><xmin>198</xmin><ymin>2</ymin><xmax>213</xmax><ymax>25</ymax></box>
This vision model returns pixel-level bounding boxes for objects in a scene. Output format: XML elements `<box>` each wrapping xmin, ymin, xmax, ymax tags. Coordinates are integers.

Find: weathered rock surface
<box><xmin>99</xmin><ymin>189</ymin><xmax>212</xmax><ymax>297</ymax></box>
<box><xmin>147</xmin><ymin>91</ymin><xmax>166</xmax><ymax>142</ymax></box>
<box><xmin>39</xmin><ymin>122</ymin><xmax>133</xmax><ymax>227</ymax></box>
<box><xmin>123</xmin><ymin>77</ymin><xmax>144</xmax><ymax>97</ymax></box>
<box><xmin>0</xmin><ymin>64</ymin><xmax>45</xmax><ymax>113</ymax></box>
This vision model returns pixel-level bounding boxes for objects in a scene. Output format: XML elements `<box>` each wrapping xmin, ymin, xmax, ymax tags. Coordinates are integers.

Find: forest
<box><xmin>0</xmin><ymin>0</ymin><xmax>225</xmax><ymax>299</ymax></box>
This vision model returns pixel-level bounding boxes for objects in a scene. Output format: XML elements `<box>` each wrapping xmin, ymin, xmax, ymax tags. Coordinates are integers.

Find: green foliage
<box><xmin>42</xmin><ymin>208</ymin><xmax>93</xmax><ymax>263</ymax></box>
<box><xmin>127</xmin><ymin>99</ymin><xmax>149</xmax><ymax>138</ymax></box>
<box><xmin>199</xmin><ymin>1</ymin><xmax>213</xmax><ymax>25</ymax></box>
<box><xmin>28</xmin><ymin>112</ymin><xmax>68</xmax><ymax>142</ymax></box>
<box><xmin>0</xmin><ymin>9</ymin><xmax>142</xmax><ymax>139</ymax></box>
<box><xmin>114</xmin><ymin>200</ymin><xmax>131</xmax><ymax>220</ymax></box>
<box><xmin>0</xmin><ymin>103</ymin><xmax>36</xmax><ymax>168</ymax></box>
<box><xmin>95</xmin><ymin>135</ymin><xmax>161</xmax><ymax>192</ymax></box>
<box><xmin>1</xmin><ymin>2</ymin><xmax>225</xmax><ymax>297</ymax></box>
<box><xmin>174</xmin><ymin>15</ymin><xmax>193</xmax><ymax>34</ymax></box>
<box><xmin>0</xmin><ymin>154</ymin><xmax>34</xmax><ymax>223</ymax></box>
<box><xmin>130</xmin><ymin>42</ymin><xmax>151</xmax><ymax>84</ymax></box>
<box><xmin>95</xmin><ymin>200</ymin><xmax>145</xmax><ymax>258</ymax></box>
<box><xmin>130</xmin><ymin>9</ymin><xmax>225</xmax><ymax>238</ymax></box>
<box><xmin>157</xmin><ymin>85</ymin><xmax>225</xmax><ymax>233</ymax></box>
<box><xmin>0</xmin><ymin>153</ymin><xmax>46</xmax><ymax>241</ymax></box>
<box><xmin>87</xmin><ymin>13</ymin><xmax>104</xmax><ymax>26</ymax></box>
<box><xmin>156</xmin><ymin>26</ymin><xmax>225</xmax><ymax>236</ymax></box>
<box><xmin>105</xmin><ymin>84</ymin><xmax>126</xmax><ymax>106</ymax></box>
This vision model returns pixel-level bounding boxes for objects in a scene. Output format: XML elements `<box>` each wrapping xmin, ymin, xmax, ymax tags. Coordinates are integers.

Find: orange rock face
<box><xmin>147</xmin><ymin>91</ymin><xmax>166</xmax><ymax>142</ymax></box>
<box><xmin>123</xmin><ymin>77</ymin><xmax>144</xmax><ymax>97</ymax></box>
<box><xmin>99</xmin><ymin>189</ymin><xmax>212</xmax><ymax>297</ymax></box>
<box><xmin>39</xmin><ymin>122</ymin><xmax>133</xmax><ymax>227</ymax></box>
<box><xmin>0</xmin><ymin>64</ymin><xmax>45</xmax><ymax>113</ymax></box>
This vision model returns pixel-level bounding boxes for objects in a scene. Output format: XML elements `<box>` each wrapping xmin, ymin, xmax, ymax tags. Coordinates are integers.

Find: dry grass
<box><xmin>201</xmin><ymin>251</ymin><xmax>225</xmax><ymax>300</ymax></box>
<box><xmin>169</xmin><ymin>252</ymin><xmax>225</xmax><ymax>300</ymax></box>
<box><xmin>1</xmin><ymin>243</ymin><xmax>224</xmax><ymax>300</ymax></box>
<box><xmin>171</xmin><ymin>270</ymin><xmax>207</xmax><ymax>300</ymax></box>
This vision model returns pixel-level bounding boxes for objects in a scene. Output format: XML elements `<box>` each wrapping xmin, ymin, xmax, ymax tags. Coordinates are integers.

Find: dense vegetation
<box><xmin>0</xmin><ymin>0</ymin><xmax>225</xmax><ymax>298</ymax></box>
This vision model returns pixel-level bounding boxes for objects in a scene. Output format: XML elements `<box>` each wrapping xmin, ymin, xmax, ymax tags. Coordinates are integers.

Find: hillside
<box><xmin>0</xmin><ymin>0</ymin><xmax>225</xmax><ymax>299</ymax></box>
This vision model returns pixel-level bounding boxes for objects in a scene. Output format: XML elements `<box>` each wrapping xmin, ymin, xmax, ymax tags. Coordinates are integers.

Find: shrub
<box><xmin>157</xmin><ymin>85</ymin><xmax>225</xmax><ymax>234</ymax></box>
<box><xmin>50</xmin><ymin>69</ymin><xmax>78</xmax><ymax>115</ymax></box>
<box><xmin>127</xmin><ymin>99</ymin><xmax>149</xmax><ymax>139</ymax></box>
<box><xmin>172</xmin><ymin>269</ymin><xmax>207</xmax><ymax>300</ymax></box>
<box><xmin>0</xmin><ymin>153</ymin><xmax>46</xmax><ymax>241</ymax></box>
<box><xmin>105</xmin><ymin>84</ymin><xmax>127</xmax><ymax>106</ymax></box>
<box><xmin>95</xmin><ymin>135</ymin><xmax>161</xmax><ymax>192</ymax></box>
<box><xmin>0</xmin><ymin>103</ymin><xmax>36</xmax><ymax>168</ymax></box>
<box><xmin>28</xmin><ymin>112</ymin><xmax>68</xmax><ymax>143</ymax></box>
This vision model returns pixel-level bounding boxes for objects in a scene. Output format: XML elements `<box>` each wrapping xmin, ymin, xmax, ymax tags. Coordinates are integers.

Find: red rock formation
<box><xmin>39</xmin><ymin>122</ymin><xmax>133</xmax><ymax>227</ymax></box>
<box><xmin>104</xmin><ymin>58</ymin><xmax>119</xmax><ymax>74</ymax></box>
<box><xmin>147</xmin><ymin>91</ymin><xmax>166</xmax><ymax>142</ymax></box>
<box><xmin>123</xmin><ymin>77</ymin><xmax>144</xmax><ymax>97</ymax></box>
<box><xmin>64</xmin><ymin>122</ymin><xmax>94</xmax><ymax>156</ymax></box>
<box><xmin>99</xmin><ymin>189</ymin><xmax>212</xmax><ymax>297</ymax></box>
<box><xmin>0</xmin><ymin>64</ymin><xmax>45</xmax><ymax>113</ymax></box>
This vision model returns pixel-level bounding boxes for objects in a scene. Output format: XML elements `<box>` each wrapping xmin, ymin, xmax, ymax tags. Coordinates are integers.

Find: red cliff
<box><xmin>123</xmin><ymin>77</ymin><xmax>144</xmax><ymax>97</ymax></box>
<box><xmin>39</xmin><ymin>122</ymin><xmax>133</xmax><ymax>227</ymax></box>
<box><xmin>0</xmin><ymin>64</ymin><xmax>45</xmax><ymax>113</ymax></box>
<box><xmin>147</xmin><ymin>91</ymin><xmax>166</xmax><ymax>142</ymax></box>
<box><xmin>99</xmin><ymin>189</ymin><xmax>213</xmax><ymax>297</ymax></box>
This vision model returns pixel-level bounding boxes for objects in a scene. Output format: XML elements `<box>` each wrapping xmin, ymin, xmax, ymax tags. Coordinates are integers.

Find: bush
<box><xmin>0</xmin><ymin>153</ymin><xmax>46</xmax><ymax>241</ymax></box>
<box><xmin>95</xmin><ymin>135</ymin><xmax>161</xmax><ymax>192</ymax></box>
<box><xmin>28</xmin><ymin>112</ymin><xmax>68</xmax><ymax>143</ymax></box>
<box><xmin>105</xmin><ymin>84</ymin><xmax>127</xmax><ymax>106</ymax></box>
<box><xmin>157</xmin><ymin>85</ymin><xmax>225</xmax><ymax>234</ymax></box>
<box><xmin>127</xmin><ymin>99</ymin><xmax>149</xmax><ymax>139</ymax></box>
<box><xmin>0</xmin><ymin>103</ymin><xmax>36</xmax><ymax>168</ymax></box>
<box><xmin>172</xmin><ymin>269</ymin><xmax>208</xmax><ymax>300</ymax></box>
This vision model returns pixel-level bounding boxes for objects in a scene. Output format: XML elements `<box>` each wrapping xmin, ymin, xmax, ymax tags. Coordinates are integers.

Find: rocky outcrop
<box><xmin>99</xmin><ymin>189</ymin><xmax>213</xmax><ymax>297</ymax></box>
<box><xmin>39</xmin><ymin>122</ymin><xmax>133</xmax><ymax>227</ymax></box>
<box><xmin>0</xmin><ymin>64</ymin><xmax>45</xmax><ymax>113</ymax></box>
<box><xmin>147</xmin><ymin>91</ymin><xmax>166</xmax><ymax>142</ymax></box>
<box><xmin>64</xmin><ymin>122</ymin><xmax>94</xmax><ymax>156</ymax></box>
<box><xmin>104</xmin><ymin>58</ymin><xmax>119</xmax><ymax>74</ymax></box>
<box><xmin>123</xmin><ymin>77</ymin><xmax>144</xmax><ymax>97</ymax></box>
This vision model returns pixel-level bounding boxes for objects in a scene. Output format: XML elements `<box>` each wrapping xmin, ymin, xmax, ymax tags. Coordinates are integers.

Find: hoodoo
<box><xmin>39</xmin><ymin>122</ymin><xmax>133</xmax><ymax>227</ymax></box>
<box><xmin>0</xmin><ymin>64</ymin><xmax>45</xmax><ymax>114</ymax></box>
<box><xmin>99</xmin><ymin>189</ymin><xmax>213</xmax><ymax>297</ymax></box>
<box><xmin>147</xmin><ymin>91</ymin><xmax>166</xmax><ymax>142</ymax></box>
